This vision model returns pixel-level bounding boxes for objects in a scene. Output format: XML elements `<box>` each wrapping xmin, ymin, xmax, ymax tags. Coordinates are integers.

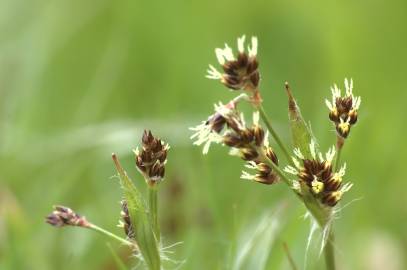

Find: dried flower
<box><xmin>134</xmin><ymin>130</ymin><xmax>169</xmax><ymax>186</ymax></box>
<box><xmin>206</xmin><ymin>35</ymin><xmax>260</xmax><ymax>91</ymax></box>
<box><xmin>284</xmin><ymin>141</ymin><xmax>352</xmax><ymax>207</ymax></box>
<box><xmin>325</xmin><ymin>78</ymin><xmax>361</xmax><ymax>138</ymax></box>
<box><xmin>46</xmin><ymin>205</ymin><xmax>91</xmax><ymax>228</ymax></box>
<box><xmin>118</xmin><ymin>200</ymin><xmax>135</xmax><ymax>239</ymax></box>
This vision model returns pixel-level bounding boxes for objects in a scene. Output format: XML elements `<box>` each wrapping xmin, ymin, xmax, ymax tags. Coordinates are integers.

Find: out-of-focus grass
<box><xmin>0</xmin><ymin>0</ymin><xmax>406</xmax><ymax>269</ymax></box>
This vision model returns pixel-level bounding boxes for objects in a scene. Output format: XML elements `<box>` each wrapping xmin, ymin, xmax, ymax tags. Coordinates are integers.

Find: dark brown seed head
<box><xmin>265</xmin><ymin>147</ymin><xmax>278</xmax><ymax>165</ymax></box>
<box><xmin>120</xmin><ymin>200</ymin><xmax>135</xmax><ymax>239</ymax></box>
<box><xmin>297</xmin><ymin>157</ymin><xmax>347</xmax><ymax>206</ymax></box>
<box><xmin>209</xmin><ymin>36</ymin><xmax>260</xmax><ymax>91</ymax></box>
<box><xmin>321</xmin><ymin>191</ymin><xmax>342</xmax><ymax>207</ymax></box>
<box><xmin>240</xmin><ymin>147</ymin><xmax>259</xmax><ymax>161</ymax></box>
<box><xmin>135</xmin><ymin>130</ymin><xmax>169</xmax><ymax>185</ymax></box>
<box><xmin>327</xmin><ymin>85</ymin><xmax>360</xmax><ymax>139</ymax></box>
<box><xmin>252</xmin><ymin>125</ymin><xmax>265</xmax><ymax>146</ymax></box>
<box><xmin>205</xmin><ymin>113</ymin><xmax>227</xmax><ymax>133</ymax></box>
<box><xmin>46</xmin><ymin>205</ymin><xmax>90</xmax><ymax>228</ymax></box>
<box><xmin>255</xmin><ymin>171</ymin><xmax>278</xmax><ymax>185</ymax></box>
<box><xmin>223</xmin><ymin>132</ymin><xmax>244</xmax><ymax>148</ymax></box>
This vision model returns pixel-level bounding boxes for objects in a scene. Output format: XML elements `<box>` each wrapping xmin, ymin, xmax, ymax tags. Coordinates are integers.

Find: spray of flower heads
<box><xmin>191</xmin><ymin>35</ymin><xmax>361</xmax><ymax>270</ymax></box>
<box><xmin>46</xmin><ymin>131</ymin><xmax>181</xmax><ymax>270</ymax></box>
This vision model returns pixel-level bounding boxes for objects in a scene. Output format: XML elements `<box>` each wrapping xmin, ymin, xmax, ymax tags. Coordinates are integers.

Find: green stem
<box><xmin>148</xmin><ymin>186</ymin><xmax>160</xmax><ymax>243</ymax></box>
<box><xmin>324</xmin><ymin>230</ymin><xmax>336</xmax><ymax>270</ymax></box>
<box><xmin>258</xmin><ymin>106</ymin><xmax>294</xmax><ymax>166</ymax></box>
<box><xmin>89</xmin><ymin>224</ymin><xmax>136</xmax><ymax>248</ymax></box>
<box><xmin>334</xmin><ymin>136</ymin><xmax>345</xmax><ymax>171</ymax></box>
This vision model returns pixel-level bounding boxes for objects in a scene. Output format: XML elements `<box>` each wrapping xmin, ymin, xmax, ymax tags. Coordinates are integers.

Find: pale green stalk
<box><xmin>148</xmin><ymin>186</ymin><xmax>160</xmax><ymax>243</ymax></box>
<box><xmin>89</xmin><ymin>224</ymin><xmax>135</xmax><ymax>248</ymax></box>
<box><xmin>335</xmin><ymin>136</ymin><xmax>345</xmax><ymax>171</ymax></box>
<box><xmin>258</xmin><ymin>105</ymin><xmax>294</xmax><ymax>166</ymax></box>
<box><xmin>324</xmin><ymin>231</ymin><xmax>336</xmax><ymax>270</ymax></box>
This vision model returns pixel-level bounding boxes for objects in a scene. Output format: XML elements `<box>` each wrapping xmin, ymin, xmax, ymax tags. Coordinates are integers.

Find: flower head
<box><xmin>190</xmin><ymin>94</ymin><xmax>248</xmax><ymax>154</ymax></box>
<box><xmin>284</xmin><ymin>141</ymin><xmax>352</xmax><ymax>207</ymax></box>
<box><xmin>134</xmin><ymin>130</ymin><xmax>169</xmax><ymax>186</ymax></box>
<box><xmin>46</xmin><ymin>205</ymin><xmax>91</xmax><ymax>228</ymax></box>
<box><xmin>206</xmin><ymin>35</ymin><xmax>260</xmax><ymax>91</ymax></box>
<box><xmin>118</xmin><ymin>200</ymin><xmax>135</xmax><ymax>240</ymax></box>
<box><xmin>325</xmin><ymin>78</ymin><xmax>361</xmax><ymax>138</ymax></box>
<box><xmin>191</xmin><ymin>104</ymin><xmax>279</xmax><ymax>185</ymax></box>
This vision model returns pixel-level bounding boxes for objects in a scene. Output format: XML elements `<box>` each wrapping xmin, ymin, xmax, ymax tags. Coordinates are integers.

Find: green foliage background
<box><xmin>1</xmin><ymin>0</ymin><xmax>406</xmax><ymax>269</ymax></box>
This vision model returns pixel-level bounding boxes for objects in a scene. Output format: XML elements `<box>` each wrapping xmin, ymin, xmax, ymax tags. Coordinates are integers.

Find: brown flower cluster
<box><xmin>285</xmin><ymin>142</ymin><xmax>352</xmax><ymax>207</ymax></box>
<box><xmin>207</xmin><ymin>36</ymin><xmax>260</xmax><ymax>92</ymax></box>
<box><xmin>191</xmin><ymin>102</ymin><xmax>279</xmax><ymax>185</ymax></box>
<box><xmin>118</xmin><ymin>200</ymin><xmax>135</xmax><ymax>239</ymax></box>
<box><xmin>326</xmin><ymin>79</ymin><xmax>361</xmax><ymax>138</ymax></box>
<box><xmin>134</xmin><ymin>130</ymin><xmax>169</xmax><ymax>186</ymax></box>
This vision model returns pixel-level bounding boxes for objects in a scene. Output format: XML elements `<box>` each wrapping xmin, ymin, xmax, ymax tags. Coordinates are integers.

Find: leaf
<box><xmin>112</xmin><ymin>154</ymin><xmax>161</xmax><ymax>270</ymax></box>
<box><xmin>285</xmin><ymin>83</ymin><xmax>315</xmax><ymax>159</ymax></box>
<box><xmin>106</xmin><ymin>243</ymin><xmax>129</xmax><ymax>270</ymax></box>
<box><xmin>231</xmin><ymin>203</ymin><xmax>286</xmax><ymax>270</ymax></box>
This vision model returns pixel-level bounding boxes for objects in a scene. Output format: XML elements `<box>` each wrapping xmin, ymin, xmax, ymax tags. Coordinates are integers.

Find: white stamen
<box><xmin>292</xmin><ymin>180</ymin><xmax>301</xmax><ymax>191</ymax></box>
<box><xmin>341</xmin><ymin>182</ymin><xmax>353</xmax><ymax>193</ymax></box>
<box><xmin>345</xmin><ymin>78</ymin><xmax>353</xmax><ymax>96</ymax></box>
<box><xmin>248</xmin><ymin>36</ymin><xmax>258</xmax><ymax>57</ymax></box>
<box><xmin>294</xmin><ymin>148</ymin><xmax>304</xmax><ymax>160</ymax></box>
<box><xmin>215</xmin><ymin>48</ymin><xmax>225</xmax><ymax>65</ymax></box>
<box><xmin>237</xmin><ymin>35</ymin><xmax>246</xmax><ymax>53</ymax></box>
<box><xmin>318</xmin><ymin>152</ymin><xmax>324</xmax><ymax>162</ymax></box>
<box><xmin>284</xmin><ymin>165</ymin><xmax>298</xmax><ymax>175</ymax></box>
<box><xmin>244</xmin><ymin>161</ymin><xmax>258</xmax><ymax>170</ymax></box>
<box><xmin>223</xmin><ymin>44</ymin><xmax>235</xmax><ymax>61</ymax></box>
<box><xmin>263</xmin><ymin>131</ymin><xmax>270</xmax><ymax>147</ymax></box>
<box><xmin>292</xmin><ymin>157</ymin><xmax>301</xmax><ymax>169</ymax></box>
<box><xmin>325</xmin><ymin>99</ymin><xmax>333</xmax><ymax>111</ymax></box>
<box><xmin>206</xmin><ymin>65</ymin><xmax>222</xmax><ymax>80</ymax></box>
<box><xmin>253</xmin><ymin>111</ymin><xmax>260</xmax><ymax>125</ymax></box>
<box><xmin>339</xmin><ymin>163</ymin><xmax>347</xmax><ymax>176</ymax></box>
<box><xmin>353</xmin><ymin>96</ymin><xmax>361</xmax><ymax>110</ymax></box>
<box><xmin>190</xmin><ymin>121</ymin><xmax>223</xmax><ymax>154</ymax></box>
<box><xmin>326</xmin><ymin>146</ymin><xmax>336</xmax><ymax>163</ymax></box>
<box><xmin>228</xmin><ymin>147</ymin><xmax>240</xmax><ymax>157</ymax></box>
<box><xmin>309</xmin><ymin>140</ymin><xmax>317</xmax><ymax>159</ymax></box>
<box><xmin>241</xmin><ymin>171</ymin><xmax>255</xmax><ymax>180</ymax></box>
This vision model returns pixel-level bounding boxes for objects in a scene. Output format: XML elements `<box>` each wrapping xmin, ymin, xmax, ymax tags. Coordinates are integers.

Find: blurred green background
<box><xmin>1</xmin><ymin>0</ymin><xmax>406</xmax><ymax>269</ymax></box>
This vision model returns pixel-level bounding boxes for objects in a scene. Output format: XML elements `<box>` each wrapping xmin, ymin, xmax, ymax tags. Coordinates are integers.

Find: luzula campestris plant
<box><xmin>191</xmin><ymin>35</ymin><xmax>361</xmax><ymax>270</ymax></box>
<box><xmin>46</xmin><ymin>130</ymin><xmax>170</xmax><ymax>270</ymax></box>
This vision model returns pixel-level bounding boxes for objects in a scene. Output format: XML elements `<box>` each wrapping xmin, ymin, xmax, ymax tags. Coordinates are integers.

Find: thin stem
<box><xmin>324</xmin><ymin>230</ymin><xmax>336</xmax><ymax>270</ymax></box>
<box><xmin>258</xmin><ymin>105</ymin><xmax>294</xmax><ymax>166</ymax></box>
<box><xmin>89</xmin><ymin>224</ymin><xmax>136</xmax><ymax>248</ymax></box>
<box><xmin>334</xmin><ymin>136</ymin><xmax>345</xmax><ymax>171</ymax></box>
<box><xmin>283</xmin><ymin>242</ymin><xmax>298</xmax><ymax>270</ymax></box>
<box><xmin>148</xmin><ymin>186</ymin><xmax>160</xmax><ymax>243</ymax></box>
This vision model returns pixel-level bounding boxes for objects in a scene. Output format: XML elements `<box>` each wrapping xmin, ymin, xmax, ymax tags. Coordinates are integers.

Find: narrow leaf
<box><xmin>285</xmin><ymin>83</ymin><xmax>315</xmax><ymax>159</ymax></box>
<box><xmin>112</xmin><ymin>154</ymin><xmax>161</xmax><ymax>270</ymax></box>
